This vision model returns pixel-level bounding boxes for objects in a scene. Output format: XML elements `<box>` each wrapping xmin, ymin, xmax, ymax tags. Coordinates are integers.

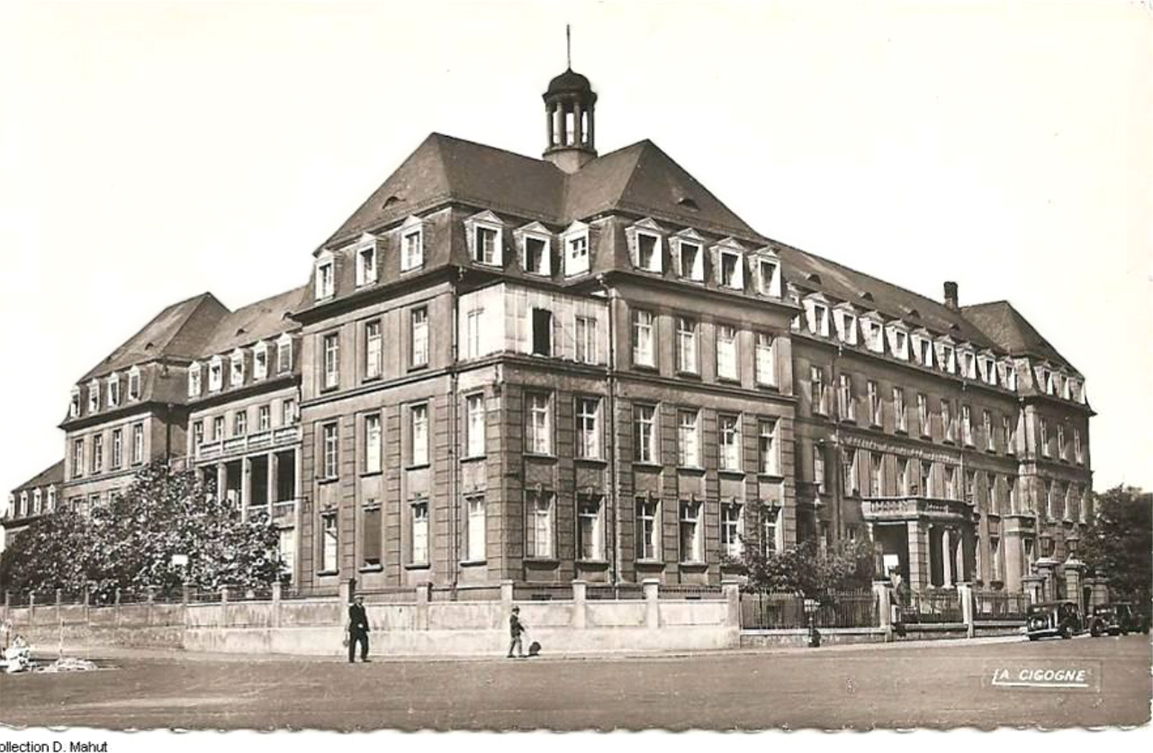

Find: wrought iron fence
<box><xmin>658</xmin><ymin>584</ymin><xmax>725</xmax><ymax>601</ymax></box>
<box><xmin>513</xmin><ymin>583</ymin><xmax>573</xmax><ymax>601</ymax></box>
<box><xmin>901</xmin><ymin>589</ymin><xmax>962</xmax><ymax>624</ymax></box>
<box><xmin>973</xmin><ymin>590</ymin><xmax>1029</xmax><ymax>622</ymax></box>
<box><xmin>740</xmin><ymin>590</ymin><xmax>878</xmax><ymax>629</ymax></box>
<box><xmin>586</xmin><ymin>583</ymin><xmax>645</xmax><ymax>601</ymax></box>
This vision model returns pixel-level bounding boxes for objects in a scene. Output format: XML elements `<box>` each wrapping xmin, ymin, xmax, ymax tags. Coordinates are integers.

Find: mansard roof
<box><xmin>12</xmin><ymin>460</ymin><xmax>64</xmax><ymax>494</ymax></box>
<box><xmin>322</xmin><ymin>133</ymin><xmax>758</xmax><ymax>249</ymax></box>
<box><xmin>962</xmin><ymin>300</ymin><xmax>1074</xmax><ymax>371</ymax></box>
<box><xmin>198</xmin><ymin>285</ymin><xmax>307</xmax><ymax>357</ymax></box>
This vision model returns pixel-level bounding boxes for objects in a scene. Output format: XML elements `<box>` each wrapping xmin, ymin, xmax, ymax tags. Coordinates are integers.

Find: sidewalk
<box><xmin>27</xmin><ymin>632</ymin><xmax>1033</xmax><ymax>665</ymax></box>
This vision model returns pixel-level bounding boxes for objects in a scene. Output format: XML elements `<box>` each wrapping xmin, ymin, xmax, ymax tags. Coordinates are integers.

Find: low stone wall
<box><xmin>1</xmin><ymin>580</ymin><xmax>740</xmax><ymax>657</ymax></box>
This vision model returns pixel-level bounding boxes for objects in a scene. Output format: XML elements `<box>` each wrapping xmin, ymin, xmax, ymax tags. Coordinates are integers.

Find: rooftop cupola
<box><xmin>543</xmin><ymin>28</ymin><xmax>597</xmax><ymax>173</ymax></box>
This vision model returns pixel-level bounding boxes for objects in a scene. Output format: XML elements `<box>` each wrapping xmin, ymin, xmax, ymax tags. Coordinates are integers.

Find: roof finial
<box><xmin>566</xmin><ymin>24</ymin><xmax>571</xmax><ymax>69</ymax></box>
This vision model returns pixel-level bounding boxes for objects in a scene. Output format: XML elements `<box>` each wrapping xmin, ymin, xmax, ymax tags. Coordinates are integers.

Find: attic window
<box><xmin>382</xmin><ymin>195</ymin><xmax>402</xmax><ymax>209</ymax></box>
<box><xmin>950</xmin><ymin>323</ymin><xmax>962</xmax><ymax>332</ymax></box>
<box><xmin>236</xmin><ymin>327</ymin><xmax>246</xmax><ymax>336</ymax></box>
<box><xmin>859</xmin><ymin>291</ymin><xmax>874</xmax><ymax>302</ymax></box>
<box><xmin>806</xmin><ymin>273</ymin><xmax>822</xmax><ymax>284</ymax></box>
<box><xmin>144</xmin><ymin>342</ymin><xmax>154</xmax><ymax>350</ymax></box>
<box><xmin>906</xmin><ymin>308</ymin><xmax>920</xmax><ymax>319</ymax></box>
<box><xmin>677</xmin><ymin>197</ymin><xmax>699</xmax><ymax>211</ymax></box>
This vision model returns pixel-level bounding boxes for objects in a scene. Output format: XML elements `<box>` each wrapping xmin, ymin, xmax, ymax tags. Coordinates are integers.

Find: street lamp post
<box><xmin>804</xmin><ymin>597</ymin><xmax>821</xmax><ymax>648</ymax></box>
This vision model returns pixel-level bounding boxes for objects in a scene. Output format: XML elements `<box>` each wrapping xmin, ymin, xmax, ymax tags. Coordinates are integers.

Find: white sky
<box><xmin>1</xmin><ymin>0</ymin><xmax>1150</xmax><ymax>499</ymax></box>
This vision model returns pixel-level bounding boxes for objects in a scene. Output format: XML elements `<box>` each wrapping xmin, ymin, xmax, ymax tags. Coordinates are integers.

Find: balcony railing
<box><xmin>195</xmin><ymin>425</ymin><xmax>301</xmax><ymax>461</ymax></box>
<box><xmin>861</xmin><ymin>496</ymin><xmax>974</xmax><ymax>522</ymax></box>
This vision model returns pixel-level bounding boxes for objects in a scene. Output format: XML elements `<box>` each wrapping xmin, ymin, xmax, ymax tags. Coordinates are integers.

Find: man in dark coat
<box><xmin>347</xmin><ymin>594</ymin><xmax>370</xmax><ymax>663</ymax></box>
<box><xmin>507</xmin><ymin>605</ymin><xmax>527</xmax><ymax>659</ymax></box>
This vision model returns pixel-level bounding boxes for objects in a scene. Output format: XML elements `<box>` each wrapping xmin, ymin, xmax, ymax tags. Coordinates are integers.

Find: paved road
<box><xmin>1</xmin><ymin>635</ymin><xmax>1148</xmax><ymax>730</ymax></box>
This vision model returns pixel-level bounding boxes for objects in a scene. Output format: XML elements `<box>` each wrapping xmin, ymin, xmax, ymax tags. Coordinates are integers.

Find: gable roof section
<box><xmin>13</xmin><ymin>460</ymin><xmax>64</xmax><ymax>494</ymax></box>
<box><xmin>79</xmin><ymin>293</ymin><xmax>230</xmax><ymax>382</ymax></box>
<box><xmin>778</xmin><ymin>246</ymin><xmax>997</xmax><ymax>349</ymax></box>
<box><xmin>199</xmin><ymin>286</ymin><xmax>308</xmax><ymax>357</ymax></box>
<box><xmin>323</xmin><ymin>134</ymin><xmax>760</xmax><ymax>248</ymax></box>
<box><xmin>962</xmin><ymin>301</ymin><xmax>1073</xmax><ymax>369</ymax></box>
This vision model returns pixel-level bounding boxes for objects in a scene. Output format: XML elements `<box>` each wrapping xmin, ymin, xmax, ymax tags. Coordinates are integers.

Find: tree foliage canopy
<box><xmin>0</xmin><ymin>462</ymin><xmax>283</xmax><ymax>597</ymax></box>
<box><xmin>1079</xmin><ymin>485</ymin><xmax>1151</xmax><ymax>607</ymax></box>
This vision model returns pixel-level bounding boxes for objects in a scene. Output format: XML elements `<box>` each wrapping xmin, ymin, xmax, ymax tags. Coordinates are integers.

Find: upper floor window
<box><xmin>1074</xmin><ymin>429</ymin><xmax>1083</xmax><ymax>464</ymax></box>
<box><xmin>107</xmin><ymin>375</ymin><xmax>121</xmax><ymax>408</ymax></box>
<box><xmin>465</xmin><ymin>393</ymin><xmax>485</xmax><ymax>458</ymax></box>
<box><xmin>258</xmin><ymin>405</ymin><xmax>271</xmax><ymax>432</ymax></box>
<box><xmin>675</xmin><ymin>317</ymin><xmax>698</xmax><ymax>374</ymax></box>
<box><xmin>516</xmin><ymin>223</ymin><xmax>552</xmax><ymax>276</ymax></box>
<box><xmin>463</xmin><ymin>307</ymin><xmax>483</xmax><ymax>360</ymax></box>
<box><xmin>111</xmin><ymin>429</ymin><xmax>123</xmax><ymax>468</ymax></box>
<box><xmin>888</xmin><ymin>326</ymin><xmax>909</xmax><ymax>360</ymax></box>
<box><xmin>127</xmin><ymin>367</ymin><xmax>141</xmax><ymax>401</ymax></box>
<box><xmin>400</xmin><ymin>216</ymin><xmax>425</xmax><ymax>272</ymax></box>
<box><xmin>894</xmin><ymin>387</ymin><xmax>908</xmax><ymax>432</ymax></box>
<box><xmin>938</xmin><ymin>342</ymin><xmax>956</xmax><ymax>374</ymax></box>
<box><xmin>867</xmin><ymin>380</ymin><xmax>881</xmax><ymax>426</ymax></box>
<box><xmin>575</xmin><ymin>315</ymin><xmax>598</xmax><ymax>365</ymax></box>
<box><xmin>716</xmin><ymin>324</ymin><xmax>738</xmax><ymax>381</ymax></box>
<box><xmin>627</xmin><ymin>219</ymin><xmax>664</xmax><ymax>274</ymax></box>
<box><xmin>70</xmin><ymin>387</ymin><xmax>81</xmax><ymax>418</ymax></box>
<box><xmin>673</xmin><ymin>230</ymin><xmax>705</xmax><ymax>282</ymax></box>
<box><xmin>915</xmin><ymin>335</ymin><xmax>933</xmax><ymax>368</ymax></box>
<box><xmin>811</xmin><ymin>366</ymin><xmax>827</xmax><ymax>415</ymax></box>
<box><xmin>253</xmin><ymin>343</ymin><xmax>268</xmax><ymax>381</ymax></box>
<box><xmin>862</xmin><ymin>317</ymin><xmax>885</xmax><ymax>353</ymax></box>
<box><xmin>563</xmin><ymin>222</ymin><xmax>590</xmax><ymax>277</ymax></box>
<box><xmin>978</xmin><ymin>354</ymin><xmax>997</xmax><ymax>385</ymax></box>
<box><xmin>679</xmin><ymin>500</ymin><xmax>703</xmax><ymax>563</ymax></box>
<box><xmin>88</xmin><ymin>380</ymin><xmax>100</xmax><ymax>413</ymax></box>
<box><xmin>718</xmin><ymin>414</ymin><xmax>741</xmax><ymax>471</ymax></box>
<box><xmin>576</xmin><ymin>397</ymin><xmax>602</xmax><ymax>460</ymax></box>
<box><xmin>754</xmin><ymin>252</ymin><xmax>781</xmax><ymax>297</ymax></box>
<box><xmin>1003</xmin><ymin>416</ymin><xmax>1013</xmax><ymax>454</ymax></box>
<box><xmin>72</xmin><ymin>439</ymin><xmax>84</xmax><ymax>478</ymax></box>
<box><xmin>917</xmin><ymin>393</ymin><xmax>930</xmax><ymax>437</ymax></box>
<box><xmin>47</xmin><ymin>487</ymin><xmax>56</xmax><ymax>512</ymax></box>
<box><xmin>526</xmin><ymin>392</ymin><xmax>552</xmax><ymax>455</ymax></box>
<box><xmin>634</xmin><ymin>404</ymin><xmax>656</xmax><ymax>464</ymax></box>
<box><xmin>677</xmin><ymin>409</ymin><xmax>700</xmax><ymax>467</ymax></box>
<box><xmin>716</xmin><ymin>245</ymin><xmax>744</xmax><ymax>290</ymax></box>
<box><xmin>322</xmin><ymin>333</ymin><xmax>339</xmax><ymax>390</ymax></box>
<box><xmin>633</xmin><ymin>309</ymin><xmax>655</xmax><ymax>368</ymax></box>
<box><xmin>1039</xmin><ymin>418</ymin><xmax>1050</xmax><ymax>457</ymax></box>
<box><xmin>466</xmin><ymin>211</ymin><xmax>504</xmax><ymax>267</ymax></box>
<box><xmin>315</xmin><ymin>253</ymin><xmax>335</xmax><ymax>301</ymax></box>
<box><xmin>942</xmin><ymin>400</ymin><xmax>954</xmax><ymax>442</ymax></box>
<box><xmin>531</xmin><ymin>308</ymin><xmax>552</xmax><ymax>357</ymax></box>
<box><xmin>961</xmin><ymin>404</ymin><xmax>973</xmax><ymax>446</ymax></box>
<box><xmin>92</xmin><ymin>435</ymin><xmax>104</xmax><ymax>473</ymax></box>
<box><xmin>282</xmin><ymin>398</ymin><xmax>297</xmax><ymax>426</ymax></box>
<box><xmin>230</xmin><ymin>350</ymin><xmax>245</xmax><ymax>386</ymax></box>
<box><xmin>983</xmin><ymin>410</ymin><xmax>994</xmax><ymax>451</ymax></box>
<box><xmin>755</xmin><ymin>333</ymin><xmax>775</xmax><ymax>387</ymax></box>
<box><xmin>277</xmin><ymin>335</ymin><xmax>293</xmax><ymax>373</ymax></box>
<box><xmin>1057</xmin><ymin>425</ymin><xmax>1066</xmax><ymax>461</ymax></box>
<box><xmin>208</xmin><ymin>357</ymin><xmax>223</xmax><ymax>392</ymax></box>
<box><xmin>365</xmin><ymin>320</ymin><xmax>383</xmax><ymax>380</ymax></box>
<box><xmin>188</xmin><ymin>363</ymin><xmax>202</xmax><ymax>397</ymax></box>
<box><xmin>808</xmin><ymin>302</ymin><xmax>830</xmax><ymax>337</ymax></box>
<box><xmin>838</xmin><ymin>373</ymin><xmax>856</xmax><ymax>421</ymax></box>
<box><xmin>759</xmin><ymin>419</ymin><xmax>778</xmax><ymax>475</ymax></box>
<box><xmin>410</xmin><ymin>403</ymin><xmax>430</xmax><ymax>467</ymax></box>
<box><xmin>365</xmin><ymin>413</ymin><xmax>382</xmax><ymax>474</ymax></box>
<box><xmin>322</xmin><ymin>422</ymin><xmax>339</xmax><ymax>479</ymax></box>
<box><xmin>411</xmin><ymin>307</ymin><xmax>429</xmax><ymax>367</ymax></box>
<box><xmin>234</xmin><ymin>410</ymin><xmax>248</xmax><ymax>436</ymax></box>
<box><xmin>132</xmin><ymin>423</ymin><xmax>144</xmax><ymax>464</ymax></box>
<box><xmin>355</xmin><ymin>235</ymin><xmax>378</xmax><ymax>286</ymax></box>
<box><xmin>959</xmin><ymin>349</ymin><xmax>976</xmax><ymax>379</ymax></box>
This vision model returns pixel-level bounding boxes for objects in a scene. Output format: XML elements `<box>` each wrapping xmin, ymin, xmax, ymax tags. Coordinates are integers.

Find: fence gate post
<box><xmin>958</xmin><ymin>582</ymin><xmax>974</xmax><ymax>639</ymax></box>
<box><xmin>415</xmin><ymin>583</ymin><xmax>431</xmax><ymax>631</ymax></box>
<box><xmin>29</xmin><ymin>591</ymin><xmax>36</xmax><ymax>623</ymax></box>
<box><xmin>113</xmin><ymin>588</ymin><xmax>121</xmax><ymax>628</ymax></box>
<box><xmin>271</xmin><ymin>582</ymin><xmax>282</xmax><ymax>629</ymax></box>
<box><xmin>721</xmin><ymin>580</ymin><xmax>741</xmax><ymax>630</ymax></box>
<box><xmin>643</xmin><ymin>579</ymin><xmax>660</xmax><ymax>629</ymax></box>
<box><xmin>873</xmin><ymin>580</ymin><xmax>893</xmax><ymax>642</ymax></box>
<box><xmin>571</xmin><ymin>580</ymin><xmax>587</xmax><ymax>629</ymax></box>
<box><xmin>219</xmin><ymin>586</ymin><xmax>229</xmax><ymax>629</ymax></box>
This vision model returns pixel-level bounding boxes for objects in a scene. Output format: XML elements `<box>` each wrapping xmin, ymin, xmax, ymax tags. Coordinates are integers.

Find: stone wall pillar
<box><xmin>957</xmin><ymin>582</ymin><xmax>974</xmax><ymax>638</ymax></box>
<box><xmin>1021</xmin><ymin>574</ymin><xmax>1044</xmax><ymax>604</ymax></box>
<box><xmin>415</xmin><ymin>582</ymin><xmax>431</xmax><ymax>631</ymax></box>
<box><xmin>1036</xmin><ymin>557</ymin><xmax>1059</xmax><ymax>601</ymax></box>
<box><xmin>873</xmin><ymin>580</ymin><xmax>893</xmax><ymax>642</ymax></box>
<box><xmin>271</xmin><ymin>582</ymin><xmax>282</xmax><ymax>629</ymax></box>
<box><xmin>572</xmin><ymin>581</ymin><xmax>587</xmax><ymax>629</ymax></box>
<box><xmin>1063</xmin><ymin>559</ymin><xmax>1085</xmax><ymax>611</ymax></box>
<box><xmin>643</xmin><ymin>578</ymin><xmax>660</xmax><ymax>629</ymax></box>
<box><xmin>722</xmin><ymin>580</ymin><xmax>741</xmax><ymax>629</ymax></box>
<box><xmin>907</xmin><ymin>520</ymin><xmax>929</xmax><ymax>590</ymax></box>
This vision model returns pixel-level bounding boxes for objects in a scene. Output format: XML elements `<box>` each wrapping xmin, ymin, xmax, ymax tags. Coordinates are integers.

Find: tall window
<box><xmin>679</xmin><ymin>501</ymin><xmax>703</xmax><ymax>562</ymax></box>
<box><xmin>844</xmin><ymin>449</ymin><xmax>859</xmax><ymax>495</ymax></box>
<box><xmin>192</xmin><ymin>421</ymin><xmax>204</xmax><ymax>448</ymax></box>
<box><xmin>755</xmin><ymin>333</ymin><xmax>775</xmax><ymax>387</ymax></box>
<box><xmin>524</xmin><ymin>236</ymin><xmax>548</xmax><ymax>275</ymax></box>
<box><xmin>811</xmin><ymin>366</ymin><xmax>826</xmax><ymax>415</ymax></box>
<box><xmin>528</xmin><ymin>490</ymin><xmax>554</xmax><ymax>558</ymax></box>
<box><xmin>254</xmin><ymin>345</ymin><xmax>268</xmax><ymax>381</ymax></box>
<box><xmin>897</xmin><ymin>458</ymin><xmax>910</xmax><ymax>496</ymax></box>
<box><xmin>365</xmin><ymin>320</ymin><xmax>383</xmax><ymax>379</ymax></box>
<box><xmin>719</xmin><ymin>251</ymin><xmax>742</xmax><ymax>289</ymax></box>
<box><xmin>918</xmin><ymin>394</ymin><xmax>930</xmax><ymax>437</ymax></box>
<box><xmin>213</xmin><ymin>416</ymin><xmax>225</xmax><ymax>441</ymax></box>
<box><xmin>758</xmin><ymin>420</ymin><xmax>777</xmax><ymax>475</ymax></box>
<box><xmin>677</xmin><ymin>410</ymin><xmax>700</xmax><ymax>467</ymax></box>
<box><xmin>676</xmin><ymin>317</ymin><xmax>698</xmax><ymax>373</ymax></box>
<box><xmin>410</xmin><ymin>403</ymin><xmax>429</xmax><ymax>466</ymax></box>
<box><xmin>1039</xmin><ymin>418</ymin><xmax>1050</xmax><ymax>457</ymax></box>
<box><xmin>984</xmin><ymin>410</ymin><xmax>994</xmax><ymax>451</ymax></box>
<box><xmin>320</xmin><ymin>513</ymin><xmax>338</xmax><ymax>572</ymax></box>
<box><xmin>108</xmin><ymin>377</ymin><xmax>121</xmax><ymax>407</ymax></box>
<box><xmin>411</xmin><ymin>307</ymin><xmax>429</xmax><ymax>368</ymax></box>
<box><xmin>364</xmin><ymin>414</ymin><xmax>382</xmax><ymax>474</ymax></box>
<box><xmin>919</xmin><ymin>461</ymin><xmax>932</xmax><ymax>497</ymax></box>
<box><xmin>869</xmin><ymin>452</ymin><xmax>882</xmax><ymax>497</ymax></box>
<box><xmin>716</xmin><ymin>324</ymin><xmax>738</xmax><ymax>381</ymax></box>
<box><xmin>575</xmin><ymin>315</ymin><xmax>597</xmax><ymax>364</ymax></box>
<box><xmin>894</xmin><ymin>388</ymin><xmax>907</xmax><ymax>432</ymax></box>
<box><xmin>92</xmin><ymin>436</ymin><xmax>104</xmax><ymax>474</ymax></box>
<box><xmin>1074</xmin><ymin>429</ymin><xmax>1083</xmax><ymax>463</ymax></box>
<box><xmin>362</xmin><ymin>505</ymin><xmax>382</xmax><ymax>569</ymax></box>
<box><xmin>316</xmin><ymin>259</ymin><xmax>334</xmax><ymax>300</ymax></box>
<box><xmin>132</xmin><ymin>423</ymin><xmax>144</xmax><ymax>465</ymax></box>
<box><xmin>576</xmin><ymin>397</ymin><xmax>601</xmax><ymax>459</ymax></box>
<box><xmin>721</xmin><ymin>502</ymin><xmax>742</xmax><ymax>558</ymax></box>
<box><xmin>282</xmin><ymin>398</ymin><xmax>297</xmax><ymax>426</ymax></box>
<box><xmin>577</xmin><ymin>495</ymin><xmax>604</xmax><ymax>560</ymax></box>
<box><xmin>943</xmin><ymin>400</ymin><xmax>954</xmax><ymax>442</ymax></box>
<box><xmin>467</xmin><ymin>495</ymin><xmax>486</xmax><ymax>561</ymax></box>
<box><xmin>838</xmin><ymin>373</ymin><xmax>855</xmax><ymax>421</ymax></box>
<box><xmin>526</xmin><ymin>392</ymin><xmax>552</xmax><ymax>455</ymax></box>
<box><xmin>813</xmin><ymin>447</ymin><xmax>826</xmax><ymax>494</ymax></box>
<box><xmin>1057</xmin><ymin>425</ymin><xmax>1066</xmax><ymax>461</ymax></box>
<box><xmin>322</xmin><ymin>422</ymin><xmax>339</xmax><ymax>479</ymax></box>
<box><xmin>465</xmin><ymin>308</ymin><xmax>483</xmax><ymax>359</ymax></box>
<box><xmin>635</xmin><ymin>232</ymin><xmax>660</xmax><ymax>272</ymax></box>
<box><xmin>127</xmin><ymin>368</ymin><xmax>141</xmax><ymax>401</ymax></box>
<box><xmin>323</xmin><ymin>333</ymin><xmax>339</xmax><ymax>390</ymax></box>
<box><xmin>258</xmin><ymin>405</ymin><xmax>271</xmax><ymax>432</ymax></box>
<box><xmin>357</xmin><ymin>241</ymin><xmax>377</xmax><ymax>286</ymax></box>
<box><xmin>867</xmin><ymin>380</ymin><xmax>881</xmax><ymax>426</ymax></box>
<box><xmin>531</xmin><ymin>308</ymin><xmax>553</xmax><ymax>356</ymax></box>
<box><xmin>990</xmin><ymin>536</ymin><xmax>1001</xmax><ymax>581</ymax></box>
<box><xmin>474</xmin><ymin>226</ymin><xmax>499</xmax><ymax>265</ymax></box>
<box><xmin>678</xmin><ymin>241</ymin><xmax>703</xmax><ymax>281</ymax></box>
<box><xmin>234</xmin><ymin>410</ymin><xmax>247</xmax><ymax>436</ymax></box>
<box><xmin>411</xmin><ymin>500</ymin><xmax>429</xmax><ymax>564</ymax></box>
<box><xmin>111</xmin><ymin>429</ymin><xmax>123</xmax><ymax>468</ymax></box>
<box><xmin>632</xmin><ymin>310</ymin><xmax>655</xmax><ymax>367</ymax></box>
<box><xmin>635</xmin><ymin>498</ymin><xmax>660</xmax><ymax>560</ymax></box>
<box><xmin>634</xmin><ymin>404</ymin><xmax>656</xmax><ymax>464</ymax></box>
<box><xmin>763</xmin><ymin>508</ymin><xmax>779</xmax><ymax>554</ymax></box>
<box><xmin>466</xmin><ymin>393</ymin><xmax>485</xmax><ymax>457</ymax></box>
<box><xmin>718</xmin><ymin>414</ymin><xmax>741</xmax><ymax>471</ymax></box>
<box><xmin>961</xmin><ymin>405</ymin><xmax>973</xmax><ymax>446</ymax></box>
<box><xmin>402</xmin><ymin>227</ymin><xmax>423</xmax><ymax>271</ymax></box>
<box><xmin>277</xmin><ymin>336</ymin><xmax>293</xmax><ymax>373</ymax></box>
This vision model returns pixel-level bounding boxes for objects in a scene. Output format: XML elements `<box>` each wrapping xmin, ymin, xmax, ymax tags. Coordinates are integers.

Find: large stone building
<box><xmin>2</xmin><ymin>64</ymin><xmax>1093</xmax><ymax>600</ymax></box>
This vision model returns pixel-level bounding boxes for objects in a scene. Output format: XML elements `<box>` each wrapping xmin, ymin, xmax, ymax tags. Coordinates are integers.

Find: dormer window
<box><xmin>1002</xmin><ymin>360</ymin><xmax>1018</xmax><ymax>392</ymax></box>
<box><xmin>315</xmin><ymin>252</ymin><xmax>335</xmax><ymax>301</ymax></box>
<box><xmin>107</xmin><ymin>374</ymin><xmax>121</xmax><ymax>408</ymax></box>
<box><xmin>1069</xmin><ymin>378</ymin><xmax>1083</xmax><ymax>403</ymax></box>
<box><xmin>719</xmin><ymin>252</ymin><xmax>742</xmax><ymax>289</ymax></box>
<box><xmin>834</xmin><ymin>308</ymin><xmax>858</xmax><ymax>346</ymax></box>
<box><xmin>978</xmin><ymin>354</ymin><xmax>997</xmax><ymax>385</ymax></box>
<box><xmin>69</xmin><ymin>387</ymin><xmax>81</xmax><ymax>418</ymax></box>
<box><xmin>188</xmin><ymin>362</ymin><xmax>202</xmax><ymax>397</ymax></box>
<box><xmin>355</xmin><ymin>234</ymin><xmax>378</xmax><ymax>286</ymax></box>
<box><xmin>886</xmin><ymin>326</ymin><xmax>910</xmax><ymax>360</ymax></box>
<box><xmin>230</xmin><ymin>350</ymin><xmax>245</xmax><ymax>386</ymax></box>
<box><xmin>936</xmin><ymin>342</ymin><xmax>956</xmax><ymax>374</ymax></box>
<box><xmin>562</xmin><ymin>222</ymin><xmax>590</xmax><ymax>277</ymax></box>
<box><xmin>515</xmin><ymin>223</ymin><xmax>552</xmax><ymax>276</ymax></box>
<box><xmin>253</xmin><ymin>343</ymin><xmax>268</xmax><ymax>381</ymax></box>
<box><xmin>805</xmin><ymin>298</ymin><xmax>831</xmax><ymax>337</ymax></box>
<box><xmin>127</xmin><ymin>366</ymin><xmax>141</xmax><ymax>401</ymax></box>
<box><xmin>626</xmin><ymin>219</ymin><xmax>664</xmax><ymax>274</ymax></box>
<box><xmin>862</xmin><ymin>315</ymin><xmax>885</xmax><ymax>353</ymax></box>
<box><xmin>277</xmin><ymin>334</ymin><xmax>293</xmax><ymax>373</ymax></box>
<box><xmin>209</xmin><ymin>356</ymin><xmax>223</xmax><ymax>392</ymax></box>
<box><xmin>465</xmin><ymin>211</ymin><xmax>504</xmax><ymax>267</ymax></box>
<box><xmin>912</xmin><ymin>333</ymin><xmax>933</xmax><ymax>367</ymax></box>
<box><xmin>673</xmin><ymin>229</ymin><xmax>705</xmax><ymax>282</ymax></box>
<box><xmin>959</xmin><ymin>349</ymin><xmax>976</xmax><ymax>379</ymax></box>
<box><xmin>755</xmin><ymin>253</ymin><xmax>782</xmax><ymax>297</ymax></box>
<box><xmin>88</xmin><ymin>379</ymin><xmax>100</xmax><ymax>413</ymax></box>
<box><xmin>400</xmin><ymin>215</ymin><xmax>425</xmax><ymax>272</ymax></box>
<box><xmin>47</xmin><ymin>486</ymin><xmax>56</xmax><ymax>511</ymax></box>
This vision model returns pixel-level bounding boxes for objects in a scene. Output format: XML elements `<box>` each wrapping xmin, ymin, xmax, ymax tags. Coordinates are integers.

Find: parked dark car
<box><xmin>1025</xmin><ymin>601</ymin><xmax>1083</xmax><ymax>640</ymax></box>
<box><xmin>1088</xmin><ymin>603</ymin><xmax>1151</xmax><ymax>637</ymax></box>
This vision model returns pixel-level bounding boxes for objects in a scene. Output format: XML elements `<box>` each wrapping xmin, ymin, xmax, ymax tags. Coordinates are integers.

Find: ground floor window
<box><xmin>763</xmin><ymin>507</ymin><xmax>779</xmax><ymax>555</ymax></box>
<box><xmin>635</xmin><ymin>497</ymin><xmax>660</xmax><ymax>561</ymax></box>
<box><xmin>466</xmin><ymin>495</ymin><xmax>486</xmax><ymax>562</ymax></box>
<box><xmin>320</xmin><ymin>512</ymin><xmax>338</xmax><ymax>573</ymax></box>
<box><xmin>279</xmin><ymin>528</ymin><xmax>296</xmax><ymax>583</ymax></box>
<box><xmin>577</xmin><ymin>495</ymin><xmax>604</xmax><ymax>561</ymax></box>
<box><xmin>527</xmin><ymin>490</ymin><xmax>554</xmax><ymax>559</ymax></box>
<box><xmin>679</xmin><ymin>500</ymin><xmax>702</xmax><ymax>563</ymax></box>
<box><xmin>411</xmin><ymin>499</ymin><xmax>429</xmax><ymax>565</ymax></box>
<box><xmin>362</xmin><ymin>504</ymin><xmax>381</xmax><ymax>568</ymax></box>
<box><xmin>721</xmin><ymin>502</ymin><xmax>742</xmax><ymax>558</ymax></box>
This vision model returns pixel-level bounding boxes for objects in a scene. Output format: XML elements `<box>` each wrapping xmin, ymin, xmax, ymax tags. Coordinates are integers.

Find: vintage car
<box><xmin>1088</xmin><ymin>603</ymin><xmax>1151</xmax><ymax>637</ymax></box>
<box><xmin>1025</xmin><ymin>601</ymin><xmax>1083</xmax><ymax>640</ymax></box>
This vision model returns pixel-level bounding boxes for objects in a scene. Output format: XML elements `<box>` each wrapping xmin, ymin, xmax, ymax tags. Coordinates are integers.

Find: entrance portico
<box><xmin>863</xmin><ymin>496</ymin><xmax>976</xmax><ymax>591</ymax></box>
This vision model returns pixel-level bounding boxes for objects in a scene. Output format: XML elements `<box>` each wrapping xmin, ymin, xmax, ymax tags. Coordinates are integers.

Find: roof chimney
<box><xmin>944</xmin><ymin>281</ymin><xmax>959</xmax><ymax>311</ymax></box>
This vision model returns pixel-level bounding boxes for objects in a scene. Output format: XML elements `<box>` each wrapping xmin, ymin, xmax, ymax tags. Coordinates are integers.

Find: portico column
<box><xmin>217</xmin><ymin>463</ymin><xmax>226</xmax><ymax>505</ymax></box>
<box><xmin>546</xmin><ymin>103</ymin><xmax>555</xmax><ymax>147</ymax></box>
<box><xmin>907</xmin><ymin>519</ymin><xmax>929</xmax><ymax>591</ymax></box>
<box><xmin>573</xmin><ymin>102</ymin><xmax>583</xmax><ymax>145</ymax></box>
<box><xmin>241</xmin><ymin>457</ymin><xmax>251</xmax><ymax>521</ymax></box>
<box><xmin>267</xmin><ymin>451</ymin><xmax>276</xmax><ymax>516</ymax></box>
<box><xmin>942</xmin><ymin>527</ymin><xmax>953</xmax><ymax>586</ymax></box>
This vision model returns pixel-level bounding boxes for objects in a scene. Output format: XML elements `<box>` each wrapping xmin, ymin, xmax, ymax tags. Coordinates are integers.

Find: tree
<box><xmin>729</xmin><ymin>498</ymin><xmax>875</xmax><ymax>598</ymax></box>
<box><xmin>0</xmin><ymin>461</ymin><xmax>283</xmax><ymax>597</ymax></box>
<box><xmin>1079</xmin><ymin>485</ymin><xmax>1152</xmax><ymax>608</ymax></box>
